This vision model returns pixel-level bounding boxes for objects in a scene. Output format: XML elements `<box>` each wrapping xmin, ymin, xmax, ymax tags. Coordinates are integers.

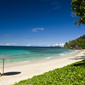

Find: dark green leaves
<box><xmin>71</xmin><ymin>0</ymin><xmax>85</xmax><ymax>26</ymax></box>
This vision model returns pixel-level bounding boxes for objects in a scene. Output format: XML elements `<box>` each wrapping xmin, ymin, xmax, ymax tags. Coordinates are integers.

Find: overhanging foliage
<box><xmin>71</xmin><ymin>0</ymin><xmax>85</xmax><ymax>26</ymax></box>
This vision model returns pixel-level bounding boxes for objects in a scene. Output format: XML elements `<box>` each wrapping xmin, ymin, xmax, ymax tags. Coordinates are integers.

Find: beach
<box><xmin>0</xmin><ymin>50</ymin><xmax>85</xmax><ymax>85</ymax></box>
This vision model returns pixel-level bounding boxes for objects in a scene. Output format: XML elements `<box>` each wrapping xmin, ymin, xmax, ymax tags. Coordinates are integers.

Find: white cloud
<box><xmin>5</xmin><ymin>43</ymin><xmax>10</xmax><ymax>45</ymax></box>
<box><xmin>32</xmin><ymin>28</ymin><xmax>44</xmax><ymax>32</ymax></box>
<box><xmin>56</xmin><ymin>44</ymin><xmax>59</xmax><ymax>46</ymax></box>
<box><xmin>71</xmin><ymin>12</ymin><xmax>76</xmax><ymax>17</ymax></box>
<box><xmin>11</xmin><ymin>43</ymin><xmax>16</xmax><ymax>45</ymax></box>
<box><xmin>47</xmin><ymin>44</ymin><xmax>51</xmax><ymax>46</ymax></box>
<box><xmin>27</xmin><ymin>43</ymin><xmax>31</xmax><ymax>46</ymax></box>
<box><xmin>39</xmin><ymin>44</ymin><xmax>42</xmax><ymax>46</ymax></box>
<box><xmin>37</xmin><ymin>43</ymin><xmax>64</xmax><ymax>47</ymax></box>
<box><xmin>59</xmin><ymin>43</ymin><xmax>65</xmax><ymax>47</ymax></box>
<box><xmin>11</xmin><ymin>43</ymin><xmax>17</xmax><ymax>46</ymax></box>
<box><xmin>55</xmin><ymin>43</ymin><xmax>64</xmax><ymax>47</ymax></box>
<box><xmin>0</xmin><ymin>43</ymin><xmax>17</xmax><ymax>46</ymax></box>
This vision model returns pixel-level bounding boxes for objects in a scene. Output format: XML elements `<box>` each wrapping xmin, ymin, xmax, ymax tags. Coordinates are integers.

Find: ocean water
<box><xmin>0</xmin><ymin>46</ymin><xmax>77</xmax><ymax>63</ymax></box>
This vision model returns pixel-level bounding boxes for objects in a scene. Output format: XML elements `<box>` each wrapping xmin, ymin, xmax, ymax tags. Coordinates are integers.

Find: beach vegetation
<box><xmin>71</xmin><ymin>0</ymin><xmax>85</xmax><ymax>26</ymax></box>
<box><xmin>14</xmin><ymin>59</ymin><xmax>85</xmax><ymax>85</ymax></box>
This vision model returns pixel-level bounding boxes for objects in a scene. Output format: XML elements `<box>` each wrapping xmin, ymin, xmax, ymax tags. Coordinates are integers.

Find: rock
<box><xmin>71</xmin><ymin>43</ymin><xmax>79</xmax><ymax>49</ymax></box>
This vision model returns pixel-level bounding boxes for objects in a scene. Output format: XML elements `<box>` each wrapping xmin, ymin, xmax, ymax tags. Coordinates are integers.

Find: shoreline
<box><xmin>0</xmin><ymin>48</ymin><xmax>77</xmax><ymax>65</ymax></box>
<box><xmin>0</xmin><ymin>49</ymin><xmax>85</xmax><ymax>85</ymax></box>
<box><xmin>0</xmin><ymin>49</ymin><xmax>80</xmax><ymax>66</ymax></box>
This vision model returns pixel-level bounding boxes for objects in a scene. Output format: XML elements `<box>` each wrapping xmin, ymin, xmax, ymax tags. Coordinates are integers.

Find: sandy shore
<box><xmin>0</xmin><ymin>50</ymin><xmax>85</xmax><ymax>85</ymax></box>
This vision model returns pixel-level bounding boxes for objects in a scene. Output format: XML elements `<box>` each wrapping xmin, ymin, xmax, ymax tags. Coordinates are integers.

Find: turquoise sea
<box><xmin>0</xmin><ymin>46</ymin><xmax>77</xmax><ymax>63</ymax></box>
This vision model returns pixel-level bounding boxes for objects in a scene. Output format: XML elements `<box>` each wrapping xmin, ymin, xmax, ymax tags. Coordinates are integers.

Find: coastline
<box><xmin>0</xmin><ymin>49</ymin><xmax>79</xmax><ymax>65</ymax></box>
<box><xmin>0</xmin><ymin>49</ymin><xmax>85</xmax><ymax>85</ymax></box>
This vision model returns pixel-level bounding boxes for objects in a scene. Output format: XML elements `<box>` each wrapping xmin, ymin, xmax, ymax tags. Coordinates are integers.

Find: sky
<box><xmin>0</xmin><ymin>0</ymin><xmax>85</xmax><ymax>47</ymax></box>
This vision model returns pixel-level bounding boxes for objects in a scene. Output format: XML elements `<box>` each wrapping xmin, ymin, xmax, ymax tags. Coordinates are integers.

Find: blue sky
<box><xmin>0</xmin><ymin>0</ymin><xmax>85</xmax><ymax>46</ymax></box>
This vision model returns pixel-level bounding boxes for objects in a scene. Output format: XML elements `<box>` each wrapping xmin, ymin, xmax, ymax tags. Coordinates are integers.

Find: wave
<box><xmin>46</xmin><ymin>57</ymin><xmax>51</xmax><ymax>59</ymax></box>
<box><xmin>22</xmin><ymin>61</ymin><xmax>30</xmax><ymax>63</ymax></box>
<box><xmin>60</xmin><ymin>53</ymin><xmax>64</xmax><ymax>56</ymax></box>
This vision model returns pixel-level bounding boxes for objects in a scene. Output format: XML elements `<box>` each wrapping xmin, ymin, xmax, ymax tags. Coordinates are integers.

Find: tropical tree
<box><xmin>71</xmin><ymin>0</ymin><xmax>85</xmax><ymax>26</ymax></box>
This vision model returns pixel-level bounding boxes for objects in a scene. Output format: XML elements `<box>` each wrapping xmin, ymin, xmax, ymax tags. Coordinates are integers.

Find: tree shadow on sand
<box><xmin>3</xmin><ymin>71</ymin><xmax>21</xmax><ymax>76</ymax></box>
<box><xmin>69</xmin><ymin>55</ymin><xmax>85</xmax><ymax>67</ymax></box>
<box><xmin>70</xmin><ymin>56</ymin><xmax>85</xmax><ymax>60</ymax></box>
<box><xmin>71</xmin><ymin>56</ymin><xmax>85</xmax><ymax>67</ymax></box>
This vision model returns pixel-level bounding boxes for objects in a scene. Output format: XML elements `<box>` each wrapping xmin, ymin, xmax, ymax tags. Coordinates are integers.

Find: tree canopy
<box><xmin>71</xmin><ymin>0</ymin><xmax>85</xmax><ymax>26</ymax></box>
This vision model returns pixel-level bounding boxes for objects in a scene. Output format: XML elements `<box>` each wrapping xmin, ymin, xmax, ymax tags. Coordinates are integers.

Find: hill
<box><xmin>64</xmin><ymin>35</ymin><xmax>85</xmax><ymax>49</ymax></box>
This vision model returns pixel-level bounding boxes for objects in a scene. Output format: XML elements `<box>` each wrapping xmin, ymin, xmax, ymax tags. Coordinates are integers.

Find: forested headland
<box><xmin>64</xmin><ymin>35</ymin><xmax>85</xmax><ymax>49</ymax></box>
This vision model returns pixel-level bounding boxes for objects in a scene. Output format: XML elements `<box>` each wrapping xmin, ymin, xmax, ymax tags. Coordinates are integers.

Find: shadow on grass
<box><xmin>3</xmin><ymin>71</ymin><xmax>21</xmax><ymax>76</ymax></box>
<box><xmin>72</xmin><ymin>60</ymin><xmax>85</xmax><ymax>66</ymax></box>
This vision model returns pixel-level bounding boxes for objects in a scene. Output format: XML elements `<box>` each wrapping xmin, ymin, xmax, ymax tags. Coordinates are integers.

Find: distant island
<box><xmin>54</xmin><ymin>45</ymin><xmax>61</xmax><ymax>47</ymax></box>
<box><xmin>64</xmin><ymin>35</ymin><xmax>85</xmax><ymax>49</ymax></box>
<box><xmin>50</xmin><ymin>45</ymin><xmax>61</xmax><ymax>47</ymax></box>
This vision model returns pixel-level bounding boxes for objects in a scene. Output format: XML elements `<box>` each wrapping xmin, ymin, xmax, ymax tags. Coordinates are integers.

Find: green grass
<box><xmin>14</xmin><ymin>59</ymin><xmax>85</xmax><ymax>85</ymax></box>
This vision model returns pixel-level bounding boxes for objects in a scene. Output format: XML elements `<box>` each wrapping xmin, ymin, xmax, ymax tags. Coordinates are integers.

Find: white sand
<box><xmin>0</xmin><ymin>50</ymin><xmax>85</xmax><ymax>85</ymax></box>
